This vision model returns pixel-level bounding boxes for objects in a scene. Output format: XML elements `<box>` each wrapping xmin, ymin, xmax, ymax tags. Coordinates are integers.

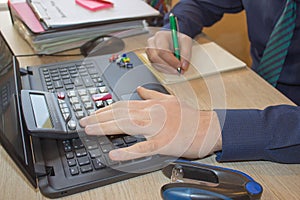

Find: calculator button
<box><xmin>70</xmin><ymin>97</ymin><xmax>80</xmax><ymax>104</ymax></box>
<box><xmin>87</xmin><ymin>68</ymin><xmax>98</xmax><ymax>75</ymax></box>
<box><xmin>53</xmin><ymin>80</ymin><xmax>63</xmax><ymax>89</ymax></box>
<box><xmin>123</xmin><ymin>136</ymin><xmax>138</xmax><ymax>144</ymax></box>
<box><xmin>89</xmin><ymin>149</ymin><xmax>102</xmax><ymax>158</ymax></box>
<box><xmin>84</xmin><ymin>102</ymin><xmax>93</xmax><ymax>109</ymax></box>
<box><xmin>67</xmin><ymin>90</ymin><xmax>76</xmax><ymax>97</ymax></box>
<box><xmin>46</xmin><ymin>81</ymin><xmax>52</xmax><ymax>86</ymax></box>
<box><xmin>67</xmin><ymin>120</ymin><xmax>77</xmax><ymax>130</ymax></box>
<box><xmin>77</xmin><ymin>156</ymin><xmax>90</xmax><ymax>166</ymax></box>
<box><xmin>66</xmin><ymin>151</ymin><xmax>74</xmax><ymax>159</ymax></box>
<box><xmin>78</xmin><ymin>89</ymin><xmax>88</xmax><ymax>96</ymax></box>
<box><xmin>70</xmin><ymin>166</ymin><xmax>79</xmax><ymax>176</ymax></box>
<box><xmin>106</xmin><ymin>99</ymin><xmax>113</xmax><ymax>105</ymax></box>
<box><xmin>89</xmin><ymin>109</ymin><xmax>98</xmax><ymax>116</ymax></box>
<box><xmin>72</xmin><ymin>103</ymin><xmax>82</xmax><ymax>111</ymax></box>
<box><xmin>81</xmin><ymin>95</ymin><xmax>90</xmax><ymax>102</ymax></box>
<box><xmin>96</xmin><ymin>82</ymin><xmax>106</xmax><ymax>87</ymax></box>
<box><xmin>67</xmin><ymin>159</ymin><xmax>76</xmax><ymax>167</ymax></box>
<box><xmin>98</xmin><ymin>136</ymin><xmax>111</xmax><ymax>145</ymax></box>
<box><xmin>58</xmin><ymin>100</ymin><xmax>68</xmax><ymax>108</ymax></box>
<box><xmin>111</xmin><ymin>138</ymin><xmax>126</xmax><ymax>147</ymax></box>
<box><xmin>92</xmin><ymin>157</ymin><xmax>106</xmax><ymax>170</ymax></box>
<box><xmin>52</xmin><ymin>76</ymin><xmax>60</xmax><ymax>81</ymax></box>
<box><xmin>63</xmin><ymin>140</ymin><xmax>72</xmax><ymax>152</ymax></box>
<box><xmin>95</xmin><ymin>100</ymin><xmax>105</xmax><ymax>108</ymax></box>
<box><xmin>85</xmin><ymin>140</ymin><xmax>99</xmax><ymax>150</ymax></box>
<box><xmin>72</xmin><ymin>138</ymin><xmax>84</xmax><ymax>149</ymax></box>
<box><xmin>88</xmin><ymin>88</ymin><xmax>98</xmax><ymax>95</ymax></box>
<box><xmin>47</xmin><ymin>85</ymin><xmax>54</xmax><ymax>90</ymax></box>
<box><xmin>100</xmin><ymin>144</ymin><xmax>114</xmax><ymax>153</ymax></box>
<box><xmin>63</xmin><ymin>113</ymin><xmax>71</xmax><ymax>121</ymax></box>
<box><xmin>92</xmin><ymin>93</ymin><xmax>112</xmax><ymax>101</ymax></box>
<box><xmin>99</xmin><ymin>86</ymin><xmax>108</xmax><ymax>93</ymax></box>
<box><xmin>75</xmin><ymin>111</ymin><xmax>85</xmax><ymax>119</ymax></box>
<box><xmin>76</xmin><ymin>148</ymin><xmax>87</xmax><ymax>157</ymax></box>
<box><xmin>57</xmin><ymin>91</ymin><xmax>65</xmax><ymax>100</ymax></box>
<box><xmin>80</xmin><ymin>164</ymin><xmax>93</xmax><ymax>173</ymax></box>
<box><xmin>82</xmin><ymin>76</ymin><xmax>94</xmax><ymax>87</ymax></box>
<box><xmin>65</xmin><ymin>85</ymin><xmax>74</xmax><ymax>90</ymax></box>
<box><xmin>62</xmin><ymin>107</ymin><xmax>70</xmax><ymax>114</ymax></box>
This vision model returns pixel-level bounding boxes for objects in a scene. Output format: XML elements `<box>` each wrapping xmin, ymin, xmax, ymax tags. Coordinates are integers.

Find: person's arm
<box><xmin>146</xmin><ymin>0</ymin><xmax>244</xmax><ymax>73</ymax></box>
<box><xmin>215</xmin><ymin>105</ymin><xmax>300</xmax><ymax>164</ymax></box>
<box><xmin>163</xmin><ymin>0</ymin><xmax>244</xmax><ymax>38</ymax></box>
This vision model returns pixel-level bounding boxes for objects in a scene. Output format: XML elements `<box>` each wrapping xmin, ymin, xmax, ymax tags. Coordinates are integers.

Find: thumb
<box><xmin>109</xmin><ymin>140</ymin><xmax>157</xmax><ymax>161</ymax></box>
<box><xmin>137</xmin><ymin>86</ymin><xmax>170</xmax><ymax>100</ymax></box>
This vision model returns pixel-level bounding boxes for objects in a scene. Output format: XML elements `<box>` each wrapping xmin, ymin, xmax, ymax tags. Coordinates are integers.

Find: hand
<box><xmin>79</xmin><ymin>87</ymin><xmax>222</xmax><ymax>161</ymax></box>
<box><xmin>146</xmin><ymin>30</ymin><xmax>193</xmax><ymax>74</ymax></box>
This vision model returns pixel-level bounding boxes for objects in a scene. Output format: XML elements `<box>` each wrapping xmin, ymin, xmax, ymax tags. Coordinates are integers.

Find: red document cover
<box><xmin>9</xmin><ymin>1</ymin><xmax>45</xmax><ymax>33</ymax></box>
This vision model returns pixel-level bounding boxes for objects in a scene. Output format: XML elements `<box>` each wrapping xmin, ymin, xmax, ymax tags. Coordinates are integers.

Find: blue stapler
<box><xmin>161</xmin><ymin>160</ymin><xmax>263</xmax><ymax>200</ymax></box>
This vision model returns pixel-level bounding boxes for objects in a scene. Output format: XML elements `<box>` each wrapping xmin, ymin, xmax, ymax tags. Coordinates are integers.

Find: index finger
<box><xmin>83</xmin><ymin>103</ymin><xmax>167</xmax><ymax>137</ymax></box>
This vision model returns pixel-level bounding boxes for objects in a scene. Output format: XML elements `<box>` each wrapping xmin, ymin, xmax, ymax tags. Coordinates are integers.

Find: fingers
<box><xmin>92</xmin><ymin>100</ymin><xmax>148</xmax><ymax>114</ymax></box>
<box><xmin>146</xmin><ymin>38</ymin><xmax>178</xmax><ymax>74</ymax></box>
<box><xmin>83</xmin><ymin>117</ymin><xmax>150</xmax><ymax>136</ymax></box>
<box><xmin>80</xmin><ymin>87</ymin><xmax>171</xmax><ymax>127</ymax></box>
<box><xmin>81</xmin><ymin>106</ymin><xmax>148</xmax><ymax>125</ymax></box>
<box><xmin>80</xmin><ymin>105</ymin><xmax>151</xmax><ymax>135</ymax></box>
<box><xmin>179</xmin><ymin>35</ymin><xmax>192</xmax><ymax>71</ymax></box>
<box><xmin>82</xmin><ymin>111</ymin><xmax>164</xmax><ymax>137</ymax></box>
<box><xmin>146</xmin><ymin>30</ymin><xmax>192</xmax><ymax>73</ymax></box>
<box><xmin>147</xmin><ymin>31</ymin><xmax>181</xmax><ymax>73</ymax></box>
<box><xmin>80</xmin><ymin>96</ymin><xmax>168</xmax><ymax>137</ymax></box>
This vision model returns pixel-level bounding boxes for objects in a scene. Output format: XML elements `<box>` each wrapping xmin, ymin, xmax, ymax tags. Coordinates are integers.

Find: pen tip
<box><xmin>177</xmin><ymin>67</ymin><xmax>182</xmax><ymax>74</ymax></box>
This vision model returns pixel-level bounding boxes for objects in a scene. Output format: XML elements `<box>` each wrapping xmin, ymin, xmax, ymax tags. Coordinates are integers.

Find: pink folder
<box><xmin>9</xmin><ymin>1</ymin><xmax>45</xmax><ymax>33</ymax></box>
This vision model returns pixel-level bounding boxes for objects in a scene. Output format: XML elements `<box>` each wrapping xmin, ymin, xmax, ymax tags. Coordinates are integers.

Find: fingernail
<box><xmin>79</xmin><ymin>118</ymin><xmax>86</xmax><ymax>126</ymax></box>
<box><xmin>85</xmin><ymin>126</ymin><xmax>93</xmax><ymax>134</ymax></box>
<box><xmin>109</xmin><ymin>150</ymin><xmax>120</xmax><ymax>160</ymax></box>
<box><xmin>181</xmin><ymin>60</ymin><xmax>189</xmax><ymax>70</ymax></box>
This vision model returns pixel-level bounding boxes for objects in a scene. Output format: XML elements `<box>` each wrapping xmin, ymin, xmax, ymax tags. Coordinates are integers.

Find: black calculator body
<box><xmin>0</xmin><ymin>31</ymin><xmax>176</xmax><ymax>199</ymax></box>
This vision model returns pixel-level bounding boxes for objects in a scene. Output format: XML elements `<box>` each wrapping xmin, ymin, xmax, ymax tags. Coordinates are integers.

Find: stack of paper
<box><xmin>8</xmin><ymin>0</ymin><xmax>160</xmax><ymax>54</ymax></box>
<box><xmin>0</xmin><ymin>0</ymin><xmax>7</xmax><ymax>11</ymax></box>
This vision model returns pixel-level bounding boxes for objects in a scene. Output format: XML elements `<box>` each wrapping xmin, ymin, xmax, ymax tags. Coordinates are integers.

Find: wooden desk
<box><xmin>1</xmin><ymin>10</ymin><xmax>299</xmax><ymax>200</ymax></box>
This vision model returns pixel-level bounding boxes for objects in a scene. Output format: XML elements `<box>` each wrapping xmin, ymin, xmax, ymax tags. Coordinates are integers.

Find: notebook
<box><xmin>27</xmin><ymin>0</ymin><xmax>160</xmax><ymax>29</ymax></box>
<box><xmin>139</xmin><ymin>42</ymin><xmax>247</xmax><ymax>84</ymax></box>
<box><xmin>0</xmin><ymin>31</ymin><xmax>173</xmax><ymax>198</ymax></box>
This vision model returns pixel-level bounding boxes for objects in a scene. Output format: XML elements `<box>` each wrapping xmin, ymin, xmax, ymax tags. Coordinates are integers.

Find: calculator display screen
<box><xmin>30</xmin><ymin>94</ymin><xmax>53</xmax><ymax>128</ymax></box>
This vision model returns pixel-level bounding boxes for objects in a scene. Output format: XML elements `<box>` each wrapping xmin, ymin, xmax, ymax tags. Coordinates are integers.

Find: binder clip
<box><xmin>161</xmin><ymin>160</ymin><xmax>263</xmax><ymax>200</ymax></box>
<box><xmin>76</xmin><ymin>0</ymin><xmax>114</xmax><ymax>11</ymax></box>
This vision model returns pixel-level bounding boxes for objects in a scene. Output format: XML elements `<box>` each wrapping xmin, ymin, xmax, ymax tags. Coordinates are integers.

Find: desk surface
<box><xmin>1</xmin><ymin>10</ymin><xmax>300</xmax><ymax>200</ymax></box>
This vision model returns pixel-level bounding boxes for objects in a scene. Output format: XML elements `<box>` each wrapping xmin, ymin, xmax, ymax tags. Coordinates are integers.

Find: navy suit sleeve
<box><xmin>163</xmin><ymin>0</ymin><xmax>244</xmax><ymax>37</ymax></box>
<box><xmin>215</xmin><ymin>105</ymin><xmax>300</xmax><ymax>163</ymax></box>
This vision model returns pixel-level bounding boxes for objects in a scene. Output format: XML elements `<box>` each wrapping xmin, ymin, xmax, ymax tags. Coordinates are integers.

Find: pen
<box><xmin>169</xmin><ymin>13</ymin><xmax>182</xmax><ymax>74</ymax></box>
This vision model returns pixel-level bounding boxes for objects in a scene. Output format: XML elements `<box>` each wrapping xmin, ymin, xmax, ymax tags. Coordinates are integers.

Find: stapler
<box><xmin>161</xmin><ymin>160</ymin><xmax>263</xmax><ymax>200</ymax></box>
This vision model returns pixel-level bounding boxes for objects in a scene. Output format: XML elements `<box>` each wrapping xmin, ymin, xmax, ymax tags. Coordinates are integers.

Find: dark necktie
<box><xmin>256</xmin><ymin>0</ymin><xmax>297</xmax><ymax>87</ymax></box>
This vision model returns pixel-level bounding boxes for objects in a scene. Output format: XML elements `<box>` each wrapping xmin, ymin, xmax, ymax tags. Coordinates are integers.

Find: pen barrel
<box><xmin>169</xmin><ymin>14</ymin><xmax>180</xmax><ymax>60</ymax></box>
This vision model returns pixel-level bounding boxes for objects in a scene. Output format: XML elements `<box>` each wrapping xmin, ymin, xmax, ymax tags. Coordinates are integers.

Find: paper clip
<box><xmin>75</xmin><ymin>0</ymin><xmax>114</xmax><ymax>12</ymax></box>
